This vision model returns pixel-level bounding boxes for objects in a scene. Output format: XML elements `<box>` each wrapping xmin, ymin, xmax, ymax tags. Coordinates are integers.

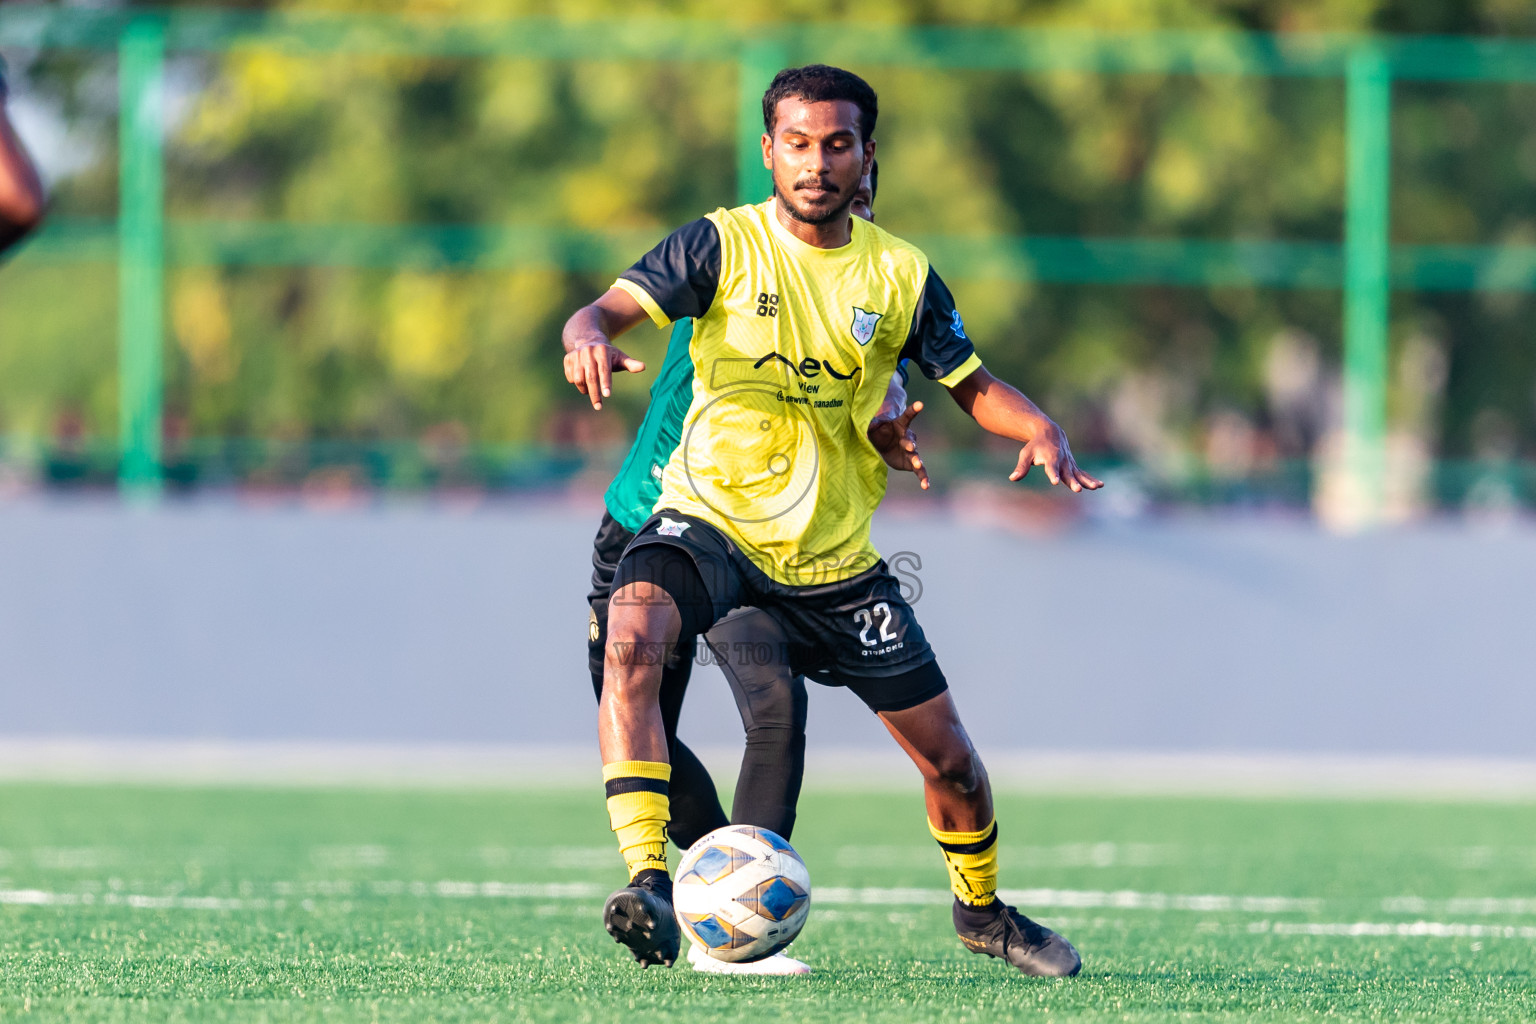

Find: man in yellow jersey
<box><xmin>580</xmin><ymin>169</ymin><xmax>921</xmax><ymax>977</ymax></box>
<box><xmin>561</xmin><ymin>65</ymin><xmax>1100</xmax><ymax>976</ymax></box>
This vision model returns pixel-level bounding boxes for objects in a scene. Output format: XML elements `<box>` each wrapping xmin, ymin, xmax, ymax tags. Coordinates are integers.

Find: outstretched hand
<box><xmin>867</xmin><ymin>400</ymin><xmax>930</xmax><ymax>490</ymax></box>
<box><xmin>1011</xmin><ymin>422</ymin><xmax>1103</xmax><ymax>492</ymax></box>
<box><xmin>563</xmin><ymin>341</ymin><xmax>645</xmax><ymax>411</ymax></box>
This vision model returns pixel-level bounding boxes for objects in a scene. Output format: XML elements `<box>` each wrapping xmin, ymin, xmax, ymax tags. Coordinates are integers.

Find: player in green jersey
<box><xmin>0</xmin><ymin>58</ymin><xmax>46</xmax><ymax>258</ymax></box>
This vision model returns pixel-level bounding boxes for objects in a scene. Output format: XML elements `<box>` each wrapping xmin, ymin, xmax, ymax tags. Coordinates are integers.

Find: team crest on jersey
<box><xmin>657</xmin><ymin>517</ymin><xmax>691</xmax><ymax>538</ymax></box>
<box><xmin>850</xmin><ymin>307</ymin><xmax>883</xmax><ymax>346</ymax></box>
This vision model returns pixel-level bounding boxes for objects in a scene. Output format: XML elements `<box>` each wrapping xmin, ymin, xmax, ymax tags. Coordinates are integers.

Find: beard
<box><xmin>773</xmin><ymin>177</ymin><xmax>856</xmax><ymax>226</ymax></box>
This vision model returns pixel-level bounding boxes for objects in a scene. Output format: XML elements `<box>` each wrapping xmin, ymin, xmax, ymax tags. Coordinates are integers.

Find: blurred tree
<box><xmin>1</xmin><ymin>0</ymin><xmax>1534</xmax><ymax>488</ymax></box>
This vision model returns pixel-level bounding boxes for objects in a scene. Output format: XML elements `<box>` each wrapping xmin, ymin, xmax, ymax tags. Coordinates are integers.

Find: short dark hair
<box><xmin>762</xmin><ymin>64</ymin><xmax>878</xmax><ymax>141</ymax></box>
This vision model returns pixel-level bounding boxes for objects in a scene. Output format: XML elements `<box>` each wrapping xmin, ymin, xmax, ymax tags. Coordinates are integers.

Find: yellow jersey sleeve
<box><xmin>938</xmin><ymin>352</ymin><xmax>983</xmax><ymax>388</ymax></box>
<box><xmin>611</xmin><ymin>278</ymin><xmax>669</xmax><ymax>328</ymax></box>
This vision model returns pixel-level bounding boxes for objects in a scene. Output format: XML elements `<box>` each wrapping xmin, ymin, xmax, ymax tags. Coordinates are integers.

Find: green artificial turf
<box><xmin>1</xmin><ymin>784</ymin><xmax>1533</xmax><ymax>1022</ymax></box>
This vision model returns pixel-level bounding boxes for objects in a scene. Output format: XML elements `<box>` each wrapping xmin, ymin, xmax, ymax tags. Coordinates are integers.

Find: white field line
<box><xmin>1015</xmin><ymin>889</ymin><xmax>1321</xmax><ymax>913</ymax></box>
<box><xmin>7</xmin><ymin>883</ymin><xmax>1535</xmax><ymax>943</ymax></box>
<box><xmin>816</xmin><ymin>886</ymin><xmax>1322</xmax><ymax>912</ymax></box>
<box><xmin>0</xmin><ymin>883</ymin><xmax>1315</xmax><ymax>913</ymax></box>
<box><xmin>1382</xmin><ymin>896</ymin><xmax>1536</xmax><ymax>916</ymax></box>
<box><xmin>0</xmin><ymin>881</ymin><xmax>606</xmax><ymax>910</ymax></box>
<box><xmin>0</xmin><ymin>890</ymin><xmax>264</xmax><ymax>910</ymax></box>
<box><xmin>9</xmin><ymin>881</ymin><xmax>1536</xmax><ymax>924</ymax></box>
<box><xmin>1253</xmin><ymin>920</ymin><xmax>1536</xmax><ymax>939</ymax></box>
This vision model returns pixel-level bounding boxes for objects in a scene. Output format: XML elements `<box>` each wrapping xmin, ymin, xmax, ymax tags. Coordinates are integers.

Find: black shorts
<box><xmin>612</xmin><ymin>510</ymin><xmax>947</xmax><ymax>713</ymax></box>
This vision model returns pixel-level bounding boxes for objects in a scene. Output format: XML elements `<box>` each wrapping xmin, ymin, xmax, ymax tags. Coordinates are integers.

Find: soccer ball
<box><xmin>672</xmin><ymin>824</ymin><xmax>811</xmax><ymax>963</ymax></box>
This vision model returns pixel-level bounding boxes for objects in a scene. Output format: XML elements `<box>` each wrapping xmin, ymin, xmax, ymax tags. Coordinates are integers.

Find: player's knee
<box><xmin>745</xmin><ymin>680</ymin><xmax>805</xmax><ymax>732</ymax></box>
<box><xmin>602</xmin><ymin>624</ymin><xmax>668</xmax><ymax>695</ymax></box>
<box><xmin>927</xmin><ymin>746</ymin><xmax>983</xmax><ymax>795</ymax></box>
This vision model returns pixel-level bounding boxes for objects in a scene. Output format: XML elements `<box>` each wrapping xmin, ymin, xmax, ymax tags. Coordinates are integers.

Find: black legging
<box><xmin>704</xmin><ymin>607</ymin><xmax>807</xmax><ymax>840</ymax></box>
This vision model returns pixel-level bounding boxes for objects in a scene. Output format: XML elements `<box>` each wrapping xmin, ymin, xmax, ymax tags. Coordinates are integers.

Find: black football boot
<box><xmin>952</xmin><ymin>897</ymin><xmax>1082</xmax><ymax>977</ymax></box>
<box><xmin>602</xmin><ymin>869</ymin><xmax>680</xmax><ymax>968</ymax></box>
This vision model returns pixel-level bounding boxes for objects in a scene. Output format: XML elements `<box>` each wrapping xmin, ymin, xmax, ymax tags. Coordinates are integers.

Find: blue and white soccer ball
<box><xmin>673</xmin><ymin>824</ymin><xmax>812</xmax><ymax>963</ymax></box>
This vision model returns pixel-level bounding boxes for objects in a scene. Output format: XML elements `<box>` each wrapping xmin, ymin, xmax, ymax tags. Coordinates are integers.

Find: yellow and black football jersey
<box><xmin>612</xmin><ymin>198</ymin><xmax>981</xmax><ymax>586</ymax></box>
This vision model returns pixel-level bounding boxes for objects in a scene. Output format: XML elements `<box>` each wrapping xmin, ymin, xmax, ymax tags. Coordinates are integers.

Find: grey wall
<box><xmin>1</xmin><ymin>497</ymin><xmax>1532</xmax><ymax>757</ymax></box>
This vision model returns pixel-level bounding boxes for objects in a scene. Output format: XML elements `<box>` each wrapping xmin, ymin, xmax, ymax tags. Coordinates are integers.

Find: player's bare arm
<box><xmin>560</xmin><ymin>287</ymin><xmax>649</xmax><ymax>410</ymax></box>
<box><xmin>867</xmin><ymin>376</ymin><xmax>929</xmax><ymax>489</ymax></box>
<box><xmin>947</xmin><ymin>366</ymin><xmax>1102</xmax><ymax>493</ymax></box>
<box><xmin>0</xmin><ymin>66</ymin><xmax>47</xmax><ymax>256</ymax></box>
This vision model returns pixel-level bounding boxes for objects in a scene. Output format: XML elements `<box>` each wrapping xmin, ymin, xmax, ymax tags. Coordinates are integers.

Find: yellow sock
<box><xmin>603</xmin><ymin>760</ymin><xmax>671</xmax><ymax>880</ymax></box>
<box><xmin>929</xmin><ymin>818</ymin><xmax>999</xmax><ymax>907</ymax></box>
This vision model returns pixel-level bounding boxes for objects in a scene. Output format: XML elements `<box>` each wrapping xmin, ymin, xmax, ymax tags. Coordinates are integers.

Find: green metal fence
<box><xmin>4</xmin><ymin>7</ymin><xmax>1536</xmax><ymax>514</ymax></box>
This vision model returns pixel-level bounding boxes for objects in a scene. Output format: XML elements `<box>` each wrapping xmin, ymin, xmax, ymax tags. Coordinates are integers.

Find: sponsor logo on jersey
<box><xmin>753</xmin><ymin>351</ymin><xmax>858</xmax><ymax>380</ymax></box>
<box><xmin>588</xmin><ymin>608</ymin><xmax>600</xmax><ymax>643</ymax></box>
<box><xmin>657</xmin><ymin>517</ymin><xmax>691</xmax><ymax>538</ymax></box>
<box><xmin>756</xmin><ymin>292</ymin><xmax>779</xmax><ymax>317</ymax></box>
<box><xmin>850</xmin><ymin>307</ymin><xmax>884</xmax><ymax>346</ymax></box>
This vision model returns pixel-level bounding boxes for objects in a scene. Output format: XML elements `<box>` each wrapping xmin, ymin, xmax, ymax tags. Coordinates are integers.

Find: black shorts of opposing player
<box><xmin>589</xmin><ymin>512</ymin><xmax>695</xmax><ymax>708</ymax></box>
<box><xmin>611</xmin><ymin>511</ymin><xmax>948</xmax><ymax>714</ymax></box>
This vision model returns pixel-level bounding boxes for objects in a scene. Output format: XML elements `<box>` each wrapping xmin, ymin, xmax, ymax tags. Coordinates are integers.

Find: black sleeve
<box><xmin>899</xmin><ymin>268</ymin><xmax>977</xmax><ymax>382</ymax></box>
<box><xmin>617</xmin><ymin>217</ymin><xmax>722</xmax><ymax>322</ymax></box>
